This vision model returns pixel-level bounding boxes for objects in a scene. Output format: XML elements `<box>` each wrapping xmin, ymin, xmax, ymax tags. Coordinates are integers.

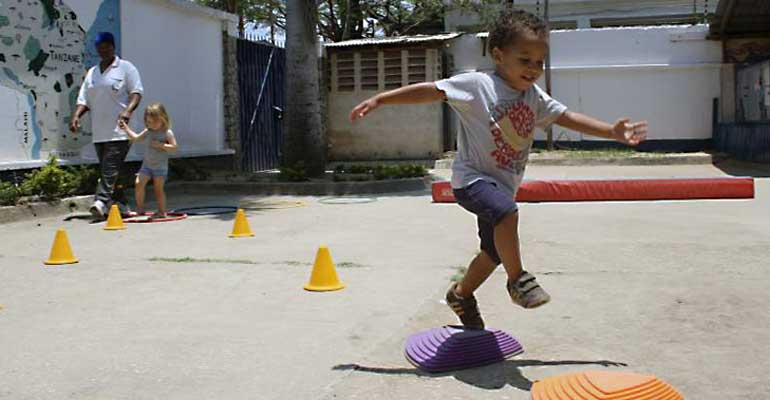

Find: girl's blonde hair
<box><xmin>144</xmin><ymin>102</ymin><xmax>171</xmax><ymax>131</ymax></box>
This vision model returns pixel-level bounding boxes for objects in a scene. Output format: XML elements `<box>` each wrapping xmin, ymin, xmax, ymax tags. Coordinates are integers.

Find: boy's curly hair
<box><xmin>488</xmin><ymin>8</ymin><xmax>547</xmax><ymax>52</ymax></box>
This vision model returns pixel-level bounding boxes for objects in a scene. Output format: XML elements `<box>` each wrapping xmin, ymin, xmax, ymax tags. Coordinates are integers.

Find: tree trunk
<box><xmin>283</xmin><ymin>0</ymin><xmax>326</xmax><ymax>176</ymax></box>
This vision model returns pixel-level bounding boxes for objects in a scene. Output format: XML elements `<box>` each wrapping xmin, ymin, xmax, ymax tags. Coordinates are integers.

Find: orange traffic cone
<box><xmin>304</xmin><ymin>246</ymin><xmax>345</xmax><ymax>292</ymax></box>
<box><xmin>229</xmin><ymin>209</ymin><xmax>254</xmax><ymax>237</ymax></box>
<box><xmin>103</xmin><ymin>204</ymin><xmax>125</xmax><ymax>230</ymax></box>
<box><xmin>531</xmin><ymin>370</ymin><xmax>683</xmax><ymax>400</ymax></box>
<box><xmin>44</xmin><ymin>228</ymin><xmax>79</xmax><ymax>265</ymax></box>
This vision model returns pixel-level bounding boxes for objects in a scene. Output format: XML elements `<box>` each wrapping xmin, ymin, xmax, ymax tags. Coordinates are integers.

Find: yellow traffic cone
<box><xmin>44</xmin><ymin>228</ymin><xmax>79</xmax><ymax>265</ymax></box>
<box><xmin>229</xmin><ymin>209</ymin><xmax>254</xmax><ymax>237</ymax></box>
<box><xmin>304</xmin><ymin>246</ymin><xmax>345</xmax><ymax>292</ymax></box>
<box><xmin>103</xmin><ymin>204</ymin><xmax>126</xmax><ymax>231</ymax></box>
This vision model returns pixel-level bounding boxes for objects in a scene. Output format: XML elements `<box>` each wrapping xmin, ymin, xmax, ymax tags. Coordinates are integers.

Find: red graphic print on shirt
<box><xmin>507</xmin><ymin>101</ymin><xmax>535</xmax><ymax>139</ymax></box>
<box><xmin>489</xmin><ymin>100</ymin><xmax>535</xmax><ymax>172</ymax></box>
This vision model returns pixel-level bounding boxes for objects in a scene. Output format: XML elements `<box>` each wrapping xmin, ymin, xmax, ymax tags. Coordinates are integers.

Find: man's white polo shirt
<box><xmin>77</xmin><ymin>56</ymin><xmax>144</xmax><ymax>143</ymax></box>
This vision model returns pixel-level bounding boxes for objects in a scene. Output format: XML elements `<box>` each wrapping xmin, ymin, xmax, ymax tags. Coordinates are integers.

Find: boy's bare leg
<box><xmin>493</xmin><ymin>211</ymin><xmax>524</xmax><ymax>281</ymax></box>
<box><xmin>455</xmin><ymin>251</ymin><xmax>498</xmax><ymax>298</ymax></box>
<box><xmin>494</xmin><ymin>211</ymin><xmax>550</xmax><ymax>308</ymax></box>
<box><xmin>447</xmin><ymin>251</ymin><xmax>496</xmax><ymax>329</ymax></box>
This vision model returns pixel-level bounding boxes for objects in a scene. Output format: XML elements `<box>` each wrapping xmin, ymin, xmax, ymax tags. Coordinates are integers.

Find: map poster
<box><xmin>0</xmin><ymin>0</ymin><xmax>120</xmax><ymax>169</ymax></box>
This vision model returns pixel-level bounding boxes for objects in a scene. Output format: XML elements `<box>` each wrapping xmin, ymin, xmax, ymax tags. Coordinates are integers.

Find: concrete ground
<box><xmin>1</xmin><ymin>164</ymin><xmax>768</xmax><ymax>400</ymax></box>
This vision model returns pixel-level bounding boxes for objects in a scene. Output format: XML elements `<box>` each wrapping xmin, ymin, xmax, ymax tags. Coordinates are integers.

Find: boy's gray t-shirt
<box><xmin>435</xmin><ymin>72</ymin><xmax>567</xmax><ymax>198</ymax></box>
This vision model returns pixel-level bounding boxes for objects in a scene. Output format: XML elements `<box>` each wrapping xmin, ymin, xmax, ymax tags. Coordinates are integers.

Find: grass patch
<box><xmin>282</xmin><ymin>261</ymin><xmax>311</xmax><ymax>267</ymax></box>
<box><xmin>332</xmin><ymin>164</ymin><xmax>428</xmax><ymax>182</ymax></box>
<box><xmin>149</xmin><ymin>257</ymin><xmax>259</xmax><ymax>265</ymax></box>
<box><xmin>149</xmin><ymin>257</ymin><xmax>364</xmax><ymax>268</ymax></box>
<box><xmin>450</xmin><ymin>266</ymin><xmax>467</xmax><ymax>283</ymax></box>
<box><xmin>337</xmin><ymin>262</ymin><xmax>365</xmax><ymax>268</ymax></box>
<box><xmin>533</xmin><ymin>148</ymin><xmax>672</xmax><ymax>158</ymax></box>
<box><xmin>281</xmin><ymin>260</ymin><xmax>363</xmax><ymax>268</ymax></box>
<box><xmin>553</xmin><ymin>148</ymin><xmax>634</xmax><ymax>158</ymax></box>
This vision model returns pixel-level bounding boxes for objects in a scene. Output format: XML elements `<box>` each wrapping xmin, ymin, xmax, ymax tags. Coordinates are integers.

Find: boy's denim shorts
<box><xmin>453</xmin><ymin>180</ymin><xmax>518</xmax><ymax>265</ymax></box>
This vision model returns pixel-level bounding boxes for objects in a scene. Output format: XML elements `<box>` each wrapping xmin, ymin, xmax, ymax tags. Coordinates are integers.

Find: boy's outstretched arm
<box><xmin>555</xmin><ymin>111</ymin><xmax>648</xmax><ymax>146</ymax></box>
<box><xmin>349</xmin><ymin>82</ymin><xmax>445</xmax><ymax>122</ymax></box>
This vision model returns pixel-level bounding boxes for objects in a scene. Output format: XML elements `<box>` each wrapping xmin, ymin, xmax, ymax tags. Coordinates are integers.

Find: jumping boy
<box><xmin>350</xmin><ymin>9</ymin><xmax>647</xmax><ymax>329</ymax></box>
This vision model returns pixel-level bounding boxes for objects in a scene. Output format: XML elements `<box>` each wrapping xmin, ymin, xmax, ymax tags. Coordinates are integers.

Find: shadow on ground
<box><xmin>713</xmin><ymin>160</ymin><xmax>770</xmax><ymax>178</ymax></box>
<box><xmin>333</xmin><ymin>358</ymin><xmax>627</xmax><ymax>391</ymax></box>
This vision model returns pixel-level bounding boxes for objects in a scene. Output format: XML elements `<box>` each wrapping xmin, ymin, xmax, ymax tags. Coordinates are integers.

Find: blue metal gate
<box><xmin>237</xmin><ymin>39</ymin><xmax>285</xmax><ymax>171</ymax></box>
<box><xmin>714</xmin><ymin>123</ymin><xmax>770</xmax><ymax>163</ymax></box>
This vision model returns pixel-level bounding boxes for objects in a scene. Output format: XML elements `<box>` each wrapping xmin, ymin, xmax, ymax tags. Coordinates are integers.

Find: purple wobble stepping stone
<box><xmin>404</xmin><ymin>326</ymin><xmax>524</xmax><ymax>373</ymax></box>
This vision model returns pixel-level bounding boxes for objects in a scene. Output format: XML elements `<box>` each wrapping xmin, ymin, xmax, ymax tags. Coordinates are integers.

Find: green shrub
<box><xmin>67</xmin><ymin>165</ymin><xmax>100</xmax><ymax>195</ymax></box>
<box><xmin>332</xmin><ymin>164</ymin><xmax>428</xmax><ymax>181</ymax></box>
<box><xmin>348</xmin><ymin>165</ymin><xmax>371</xmax><ymax>174</ymax></box>
<box><xmin>170</xmin><ymin>159</ymin><xmax>211</xmax><ymax>181</ymax></box>
<box><xmin>20</xmin><ymin>156</ymin><xmax>76</xmax><ymax>201</ymax></box>
<box><xmin>279</xmin><ymin>162</ymin><xmax>309</xmax><ymax>182</ymax></box>
<box><xmin>373</xmin><ymin>164</ymin><xmax>427</xmax><ymax>180</ymax></box>
<box><xmin>0</xmin><ymin>181</ymin><xmax>20</xmax><ymax>206</ymax></box>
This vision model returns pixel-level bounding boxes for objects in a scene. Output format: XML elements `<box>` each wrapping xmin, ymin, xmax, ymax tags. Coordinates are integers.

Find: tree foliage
<box><xmin>193</xmin><ymin>0</ymin><xmax>449</xmax><ymax>41</ymax></box>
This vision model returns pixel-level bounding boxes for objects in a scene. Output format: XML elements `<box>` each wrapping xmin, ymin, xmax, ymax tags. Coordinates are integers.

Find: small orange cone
<box><xmin>229</xmin><ymin>209</ymin><xmax>254</xmax><ymax>237</ymax></box>
<box><xmin>304</xmin><ymin>246</ymin><xmax>345</xmax><ymax>292</ymax></box>
<box><xmin>103</xmin><ymin>204</ymin><xmax>126</xmax><ymax>230</ymax></box>
<box><xmin>44</xmin><ymin>228</ymin><xmax>79</xmax><ymax>265</ymax></box>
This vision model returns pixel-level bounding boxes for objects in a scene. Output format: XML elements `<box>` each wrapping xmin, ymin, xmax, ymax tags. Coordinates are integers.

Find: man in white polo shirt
<box><xmin>71</xmin><ymin>32</ymin><xmax>143</xmax><ymax>220</ymax></box>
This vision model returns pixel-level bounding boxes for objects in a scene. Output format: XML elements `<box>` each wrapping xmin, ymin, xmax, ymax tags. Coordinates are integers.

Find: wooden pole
<box><xmin>544</xmin><ymin>0</ymin><xmax>554</xmax><ymax>150</ymax></box>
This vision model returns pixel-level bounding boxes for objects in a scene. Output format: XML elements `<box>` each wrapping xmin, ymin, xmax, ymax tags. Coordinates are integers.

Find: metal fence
<box><xmin>241</xmin><ymin>32</ymin><xmax>285</xmax><ymax>48</ymax></box>
<box><xmin>237</xmin><ymin>39</ymin><xmax>285</xmax><ymax>172</ymax></box>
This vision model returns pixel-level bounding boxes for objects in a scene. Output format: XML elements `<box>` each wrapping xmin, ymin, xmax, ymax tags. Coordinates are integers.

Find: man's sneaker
<box><xmin>507</xmin><ymin>271</ymin><xmax>551</xmax><ymax>309</ymax></box>
<box><xmin>89</xmin><ymin>200</ymin><xmax>106</xmax><ymax>221</ymax></box>
<box><xmin>445</xmin><ymin>283</ymin><xmax>485</xmax><ymax>330</ymax></box>
<box><xmin>114</xmin><ymin>201</ymin><xmax>132</xmax><ymax>217</ymax></box>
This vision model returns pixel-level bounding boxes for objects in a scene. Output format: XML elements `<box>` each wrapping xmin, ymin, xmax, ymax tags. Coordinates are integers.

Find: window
<box><xmin>331</xmin><ymin>47</ymin><xmax>437</xmax><ymax>91</ymax></box>
<box><xmin>384</xmin><ymin>50</ymin><xmax>402</xmax><ymax>89</ymax></box>
<box><xmin>360</xmin><ymin>51</ymin><xmax>379</xmax><ymax>91</ymax></box>
<box><xmin>336</xmin><ymin>52</ymin><xmax>355</xmax><ymax>92</ymax></box>
<box><xmin>407</xmin><ymin>49</ymin><xmax>426</xmax><ymax>84</ymax></box>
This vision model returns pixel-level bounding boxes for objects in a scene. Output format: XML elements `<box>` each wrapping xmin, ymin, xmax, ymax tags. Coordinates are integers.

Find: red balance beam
<box><xmin>432</xmin><ymin>178</ymin><xmax>755</xmax><ymax>203</ymax></box>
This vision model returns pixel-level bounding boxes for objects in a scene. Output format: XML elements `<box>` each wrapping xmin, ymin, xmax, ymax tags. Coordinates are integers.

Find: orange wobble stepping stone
<box><xmin>531</xmin><ymin>370</ymin><xmax>684</xmax><ymax>400</ymax></box>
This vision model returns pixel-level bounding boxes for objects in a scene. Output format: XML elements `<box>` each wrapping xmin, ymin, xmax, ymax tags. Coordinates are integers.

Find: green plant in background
<box><xmin>279</xmin><ymin>161</ymin><xmax>309</xmax><ymax>182</ymax></box>
<box><xmin>20</xmin><ymin>156</ymin><xmax>76</xmax><ymax>201</ymax></box>
<box><xmin>373</xmin><ymin>164</ymin><xmax>427</xmax><ymax>180</ymax></box>
<box><xmin>0</xmin><ymin>181</ymin><xmax>20</xmax><ymax>206</ymax></box>
<box><xmin>348</xmin><ymin>165</ymin><xmax>371</xmax><ymax>174</ymax></box>
<box><xmin>333</xmin><ymin>164</ymin><xmax>428</xmax><ymax>181</ymax></box>
<box><xmin>451</xmin><ymin>266</ymin><xmax>467</xmax><ymax>283</ymax></box>
<box><xmin>170</xmin><ymin>159</ymin><xmax>211</xmax><ymax>181</ymax></box>
<box><xmin>67</xmin><ymin>165</ymin><xmax>100</xmax><ymax>195</ymax></box>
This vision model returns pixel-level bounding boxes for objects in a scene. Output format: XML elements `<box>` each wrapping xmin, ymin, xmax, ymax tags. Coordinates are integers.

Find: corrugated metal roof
<box><xmin>324</xmin><ymin>33</ymin><xmax>462</xmax><ymax>48</ymax></box>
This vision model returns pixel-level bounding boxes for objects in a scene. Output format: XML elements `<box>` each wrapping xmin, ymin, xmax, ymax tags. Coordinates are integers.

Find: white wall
<box><xmin>121</xmin><ymin>0</ymin><xmax>230</xmax><ymax>161</ymax></box>
<box><xmin>446</xmin><ymin>25</ymin><xmax>723</xmax><ymax>143</ymax></box>
<box><xmin>329</xmin><ymin>95</ymin><xmax>443</xmax><ymax>160</ymax></box>
<box><xmin>327</xmin><ymin>48</ymin><xmax>445</xmax><ymax>160</ymax></box>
